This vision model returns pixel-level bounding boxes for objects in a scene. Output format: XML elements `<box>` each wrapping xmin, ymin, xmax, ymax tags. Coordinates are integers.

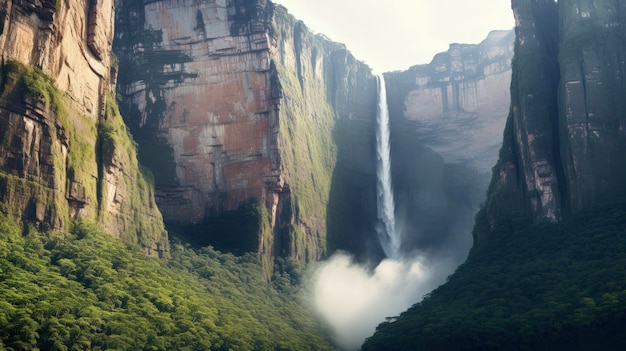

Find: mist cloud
<box><xmin>312</xmin><ymin>252</ymin><xmax>454</xmax><ymax>350</ymax></box>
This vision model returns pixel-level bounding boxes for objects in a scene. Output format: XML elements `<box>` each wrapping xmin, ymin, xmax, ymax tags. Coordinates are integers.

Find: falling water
<box><xmin>375</xmin><ymin>74</ymin><xmax>401</xmax><ymax>259</ymax></box>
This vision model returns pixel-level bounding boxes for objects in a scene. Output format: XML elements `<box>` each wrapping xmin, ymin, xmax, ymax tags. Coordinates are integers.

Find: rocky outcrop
<box><xmin>0</xmin><ymin>0</ymin><xmax>167</xmax><ymax>253</ymax></box>
<box><xmin>475</xmin><ymin>0</ymin><xmax>626</xmax><ymax>240</ymax></box>
<box><xmin>114</xmin><ymin>0</ymin><xmax>378</xmax><ymax>262</ymax></box>
<box><xmin>385</xmin><ymin>30</ymin><xmax>514</xmax><ymax>173</ymax></box>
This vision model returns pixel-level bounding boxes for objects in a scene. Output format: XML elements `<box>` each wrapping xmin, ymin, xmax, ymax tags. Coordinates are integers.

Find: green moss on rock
<box><xmin>270</xmin><ymin>7</ymin><xmax>352</xmax><ymax>260</ymax></box>
<box><xmin>99</xmin><ymin>93</ymin><xmax>168</xmax><ymax>254</ymax></box>
<box><xmin>0</xmin><ymin>60</ymin><xmax>167</xmax><ymax>254</ymax></box>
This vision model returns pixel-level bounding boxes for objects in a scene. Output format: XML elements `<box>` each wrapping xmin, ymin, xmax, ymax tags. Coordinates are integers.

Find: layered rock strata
<box><xmin>0</xmin><ymin>0</ymin><xmax>167</xmax><ymax>253</ymax></box>
<box><xmin>114</xmin><ymin>0</ymin><xmax>376</xmax><ymax>261</ymax></box>
<box><xmin>385</xmin><ymin>30</ymin><xmax>514</xmax><ymax>173</ymax></box>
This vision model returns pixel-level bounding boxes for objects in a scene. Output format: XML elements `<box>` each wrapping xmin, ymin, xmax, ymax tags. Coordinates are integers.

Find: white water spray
<box><xmin>375</xmin><ymin>74</ymin><xmax>400</xmax><ymax>258</ymax></box>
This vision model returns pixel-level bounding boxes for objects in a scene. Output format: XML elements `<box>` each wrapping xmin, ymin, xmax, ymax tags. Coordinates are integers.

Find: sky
<box><xmin>272</xmin><ymin>0</ymin><xmax>515</xmax><ymax>73</ymax></box>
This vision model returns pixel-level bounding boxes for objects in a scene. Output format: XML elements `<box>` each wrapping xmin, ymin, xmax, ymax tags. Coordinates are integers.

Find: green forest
<box><xmin>362</xmin><ymin>200</ymin><xmax>626</xmax><ymax>350</ymax></box>
<box><xmin>0</xmin><ymin>213</ymin><xmax>335</xmax><ymax>351</ymax></box>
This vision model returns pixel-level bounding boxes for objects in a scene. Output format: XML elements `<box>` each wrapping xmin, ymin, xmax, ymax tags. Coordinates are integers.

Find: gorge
<box><xmin>2</xmin><ymin>0</ymin><xmax>626</xmax><ymax>350</ymax></box>
<box><xmin>363</xmin><ymin>0</ymin><xmax>626</xmax><ymax>349</ymax></box>
<box><xmin>0</xmin><ymin>1</ymin><xmax>509</xmax><ymax>348</ymax></box>
<box><xmin>0</xmin><ymin>0</ymin><xmax>512</xmax><ymax>267</ymax></box>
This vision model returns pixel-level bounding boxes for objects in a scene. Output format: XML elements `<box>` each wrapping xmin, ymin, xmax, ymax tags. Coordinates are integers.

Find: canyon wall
<box><xmin>475</xmin><ymin>0</ymin><xmax>626</xmax><ymax>240</ymax></box>
<box><xmin>114</xmin><ymin>0</ymin><xmax>282</xmax><ymax>258</ymax></box>
<box><xmin>271</xmin><ymin>7</ymin><xmax>377</xmax><ymax>259</ymax></box>
<box><xmin>113</xmin><ymin>0</ymin><xmax>500</xmax><ymax>262</ymax></box>
<box><xmin>0</xmin><ymin>0</ymin><xmax>520</xmax><ymax>263</ymax></box>
<box><xmin>114</xmin><ymin>0</ymin><xmax>377</xmax><ymax>262</ymax></box>
<box><xmin>385</xmin><ymin>30</ymin><xmax>514</xmax><ymax>173</ymax></box>
<box><xmin>0</xmin><ymin>0</ymin><xmax>167</xmax><ymax>253</ymax></box>
<box><xmin>558</xmin><ymin>0</ymin><xmax>626</xmax><ymax>213</ymax></box>
<box><xmin>379</xmin><ymin>31</ymin><xmax>514</xmax><ymax>261</ymax></box>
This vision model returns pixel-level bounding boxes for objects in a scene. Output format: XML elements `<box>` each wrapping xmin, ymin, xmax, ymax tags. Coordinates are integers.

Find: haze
<box><xmin>272</xmin><ymin>0</ymin><xmax>515</xmax><ymax>73</ymax></box>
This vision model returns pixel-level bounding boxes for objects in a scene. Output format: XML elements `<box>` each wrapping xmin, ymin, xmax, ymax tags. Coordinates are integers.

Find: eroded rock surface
<box><xmin>114</xmin><ymin>0</ymin><xmax>378</xmax><ymax>261</ymax></box>
<box><xmin>385</xmin><ymin>30</ymin><xmax>514</xmax><ymax>173</ymax></box>
<box><xmin>0</xmin><ymin>0</ymin><xmax>167</xmax><ymax>253</ymax></box>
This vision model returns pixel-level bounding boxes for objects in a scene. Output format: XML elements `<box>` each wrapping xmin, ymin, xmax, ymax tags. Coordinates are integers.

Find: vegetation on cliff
<box><xmin>0</xmin><ymin>60</ymin><xmax>87</xmax><ymax>229</ymax></box>
<box><xmin>0</xmin><ymin>60</ymin><xmax>167</xmax><ymax>251</ymax></box>
<box><xmin>0</xmin><ymin>212</ymin><xmax>335</xmax><ymax>351</ymax></box>
<box><xmin>271</xmin><ymin>7</ymin><xmax>344</xmax><ymax>260</ymax></box>
<box><xmin>98</xmin><ymin>93</ymin><xmax>168</xmax><ymax>252</ymax></box>
<box><xmin>362</xmin><ymin>200</ymin><xmax>626</xmax><ymax>350</ymax></box>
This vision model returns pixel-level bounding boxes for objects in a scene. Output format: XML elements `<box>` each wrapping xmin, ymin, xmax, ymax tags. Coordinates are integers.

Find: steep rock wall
<box><xmin>481</xmin><ymin>0</ymin><xmax>562</xmax><ymax>231</ymax></box>
<box><xmin>0</xmin><ymin>0</ymin><xmax>167</xmax><ymax>253</ymax></box>
<box><xmin>115</xmin><ymin>0</ymin><xmax>279</xmax><ymax>260</ymax></box>
<box><xmin>114</xmin><ymin>0</ymin><xmax>378</xmax><ymax>261</ymax></box>
<box><xmin>558</xmin><ymin>0</ymin><xmax>626</xmax><ymax>212</ymax></box>
<box><xmin>475</xmin><ymin>0</ymin><xmax>626</xmax><ymax>240</ymax></box>
<box><xmin>385</xmin><ymin>30</ymin><xmax>514</xmax><ymax>173</ymax></box>
<box><xmin>271</xmin><ymin>7</ymin><xmax>377</xmax><ymax>259</ymax></box>
<box><xmin>378</xmin><ymin>31</ymin><xmax>514</xmax><ymax>262</ymax></box>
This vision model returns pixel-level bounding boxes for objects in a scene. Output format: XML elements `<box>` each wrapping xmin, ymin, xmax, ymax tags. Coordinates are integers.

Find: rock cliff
<box><xmin>385</xmin><ymin>30</ymin><xmax>514</xmax><ymax>173</ymax></box>
<box><xmin>0</xmin><ymin>0</ymin><xmax>517</xmax><ymax>263</ymax></box>
<box><xmin>372</xmin><ymin>31</ymin><xmax>513</xmax><ymax>262</ymax></box>
<box><xmin>475</xmin><ymin>0</ymin><xmax>626</xmax><ymax>240</ymax></box>
<box><xmin>114</xmin><ymin>0</ymin><xmax>281</xmax><ymax>260</ymax></box>
<box><xmin>272</xmin><ymin>7</ymin><xmax>377</xmax><ymax>259</ymax></box>
<box><xmin>114</xmin><ymin>0</ymin><xmax>377</xmax><ymax>262</ymax></box>
<box><xmin>558</xmin><ymin>0</ymin><xmax>626</xmax><ymax>213</ymax></box>
<box><xmin>0</xmin><ymin>0</ymin><xmax>167</xmax><ymax>253</ymax></box>
<box><xmin>112</xmin><ymin>0</ymin><xmax>494</xmax><ymax>263</ymax></box>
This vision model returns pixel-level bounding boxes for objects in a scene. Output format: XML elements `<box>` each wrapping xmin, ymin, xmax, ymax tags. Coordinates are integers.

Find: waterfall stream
<box><xmin>375</xmin><ymin>74</ymin><xmax>401</xmax><ymax>258</ymax></box>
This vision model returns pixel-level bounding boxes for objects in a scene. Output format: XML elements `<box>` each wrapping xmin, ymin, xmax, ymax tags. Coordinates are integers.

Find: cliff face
<box><xmin>476</xmin><ymin>0</ymin><xmax>626</xmax><ymax>240</ymax></box>
<box><xmin>372</xmin><ymin>31</ymin><xmax>513</xmax><ymax>261</ymax></box>
<box><xmin>114</xmin><ymin>0</ymin><xmax>280</xmax><ymax>259</ymax></box>
<box><xmin>272</xmin><ymin>7</ymin><xmax>377</xmax><ymax>259</ymax></box>
<box><xmin>0</xmin><ymin>0</ymin><xmax>524</xmax><ymax>263</ymax></box>
<box><xmin>558</xmin><ymin>0</ymin><xmax>626</xmax><ymax>213</ymax></box>
<box><xmin>0</xmin><ymin>0</ymin><xmax>167</xmax><ymax>253</ymax></box>
<box><xmin>385</xmin><ymin>30</ymin><xmax>514</xmax><ymax>173</ymax></box>
<box><xmin>114</xmin><ymin>0</ymin><xmax>376</xmax><ymax>261</ymax></box>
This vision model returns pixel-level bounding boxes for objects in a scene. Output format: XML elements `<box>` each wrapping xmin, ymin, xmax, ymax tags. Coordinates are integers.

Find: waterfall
<box><xmin>375</xmin><ymin>74</ymin><xmax>401</xmax><ymax>259</ymax></box>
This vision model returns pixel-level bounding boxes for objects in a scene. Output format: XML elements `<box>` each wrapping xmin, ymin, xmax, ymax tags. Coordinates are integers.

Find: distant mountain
<box><xmin>386</xmin><ymin>30</ymin><xmax>514</xmax><ymax>173</ymax></box>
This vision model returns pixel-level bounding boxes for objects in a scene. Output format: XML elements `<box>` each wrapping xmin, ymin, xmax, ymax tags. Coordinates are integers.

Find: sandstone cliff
<box><xmin>112</xmin><ymin>0</ymin><xmax>496</xmax><ymax>263</ymax></box>
<box><xmin>365</xmin><ymin>31</ymin><xmax>514</xmax><ymax>262</ymax></box>
<box><xmin>385</xmin><ymin>30</ymin><xmax>514</xmax><ymax>173</ymax></box>
<box><xmin>114</xmin><ymin>0</ymin><xmax>377</xmax><ymax>262</ymax></box>
<box><xmin>0</xmin><ymin>0</ymin><xmax>167</xmax><ymax>253</ymax></box>
<box><xmin>475</xmin><ymin>0</ymin><xmax>626</xmax><ymax>240</ymax></box>
<box><xmin>0</xmin><ymin>0</ymin><xmax>512</xmax><ymax>263</ymax></box>
<box><xmin>114</xmin><ymin>0</ymin><xmax>280</xmax><ymax>260</ymax></box>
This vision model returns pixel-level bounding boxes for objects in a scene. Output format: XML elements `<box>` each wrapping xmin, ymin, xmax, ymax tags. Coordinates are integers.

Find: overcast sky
<box><xmin>272</xmin><ymin>0</ymin><xmax>515</xmax><ymax>73</ymax></box>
